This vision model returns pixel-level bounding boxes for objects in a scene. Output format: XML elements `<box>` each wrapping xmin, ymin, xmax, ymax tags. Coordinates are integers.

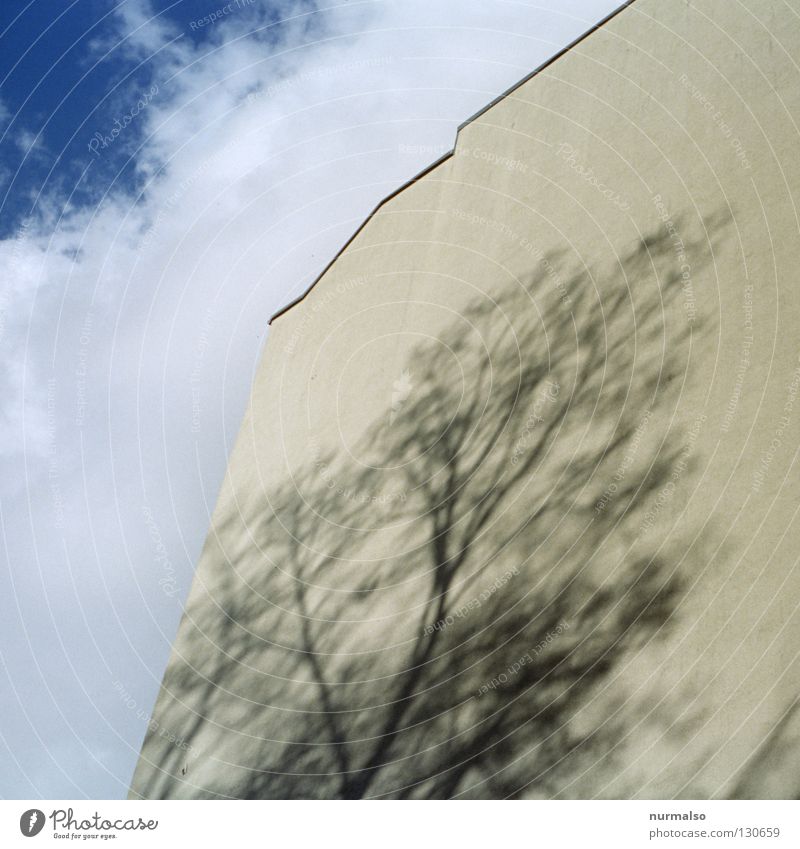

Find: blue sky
<box><xmin>0</xmin><ymin>0</ymin><xmax>307</xmax><ymax>233</ymax></box>
<box><xmin>0</xmin><ymin>0</ymin><xmax>620</xmax><ymax>799</ymax></box>
<box><xmin>1</xmin><ymin>0</ymin><xmax>160</xmax><ymax>231</ymax></box>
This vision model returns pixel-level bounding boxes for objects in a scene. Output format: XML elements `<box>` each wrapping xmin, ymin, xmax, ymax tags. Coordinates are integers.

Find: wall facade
<box><xmin>131</xmin><ymin>0</ymin><xmax>800</xmax><ymax>799</ymax></box>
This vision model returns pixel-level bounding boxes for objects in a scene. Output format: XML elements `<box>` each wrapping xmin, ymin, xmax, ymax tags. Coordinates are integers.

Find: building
<box><xmin>130</xmin><ymin>0</ymin><xmax>800</xmax><ymax>799</ymax></box>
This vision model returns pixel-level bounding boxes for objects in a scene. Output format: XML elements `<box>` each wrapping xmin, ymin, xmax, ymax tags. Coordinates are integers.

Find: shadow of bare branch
<box><xmin>131</xmin><ymin>214</ymin><xmax>732</xmax><ymax>799</ymax></box>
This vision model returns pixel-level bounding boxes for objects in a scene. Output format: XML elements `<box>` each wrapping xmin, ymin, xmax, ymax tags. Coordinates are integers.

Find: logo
<box><xmin>19</xmin><ymin>809</ymin><xmax>45</xmax><ymax>837</ymax></box>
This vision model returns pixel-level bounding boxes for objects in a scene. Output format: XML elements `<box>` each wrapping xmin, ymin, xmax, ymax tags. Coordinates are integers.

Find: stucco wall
<box><xmin>131</xmin><ymin>0</ymin><xmax>800</xmax><ymax>799</ymax></box>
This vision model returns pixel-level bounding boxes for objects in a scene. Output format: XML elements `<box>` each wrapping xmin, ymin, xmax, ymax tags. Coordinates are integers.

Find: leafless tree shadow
<box><xmin>727</xmin><ymin>696</ymin><xmax>800</xmax><ymax>799</ymax></box>
<box><xmin>130</xmin><ymin>214</ymin><xmax>734</xmax><ymax>799</ymax></box>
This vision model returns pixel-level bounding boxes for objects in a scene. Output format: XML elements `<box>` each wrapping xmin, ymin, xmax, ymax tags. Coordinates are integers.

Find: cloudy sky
<box><xmin>0</xmin><ymin>0</ymin><xmax>621</xmax><ymax>799</ymax></box>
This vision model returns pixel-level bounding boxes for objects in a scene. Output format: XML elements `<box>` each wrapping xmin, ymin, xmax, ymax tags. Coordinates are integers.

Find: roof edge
<box><xmin>268</xmin><ymin>0</ymin><xmax>638</xmax><ymax>325</ymax></box>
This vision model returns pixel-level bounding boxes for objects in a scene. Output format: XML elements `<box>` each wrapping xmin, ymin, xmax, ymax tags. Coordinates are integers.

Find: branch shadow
<box><xmin>131</xmin><ymin>213</ymin><xmax>732</xmax><ymax>799</ymax></box>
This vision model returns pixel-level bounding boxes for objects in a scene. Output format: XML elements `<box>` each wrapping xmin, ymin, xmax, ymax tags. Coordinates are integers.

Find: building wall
<box><xmin>131</xmin><ymin>0</ymin><xmax>800</xmax><ymax>799</ymax></box>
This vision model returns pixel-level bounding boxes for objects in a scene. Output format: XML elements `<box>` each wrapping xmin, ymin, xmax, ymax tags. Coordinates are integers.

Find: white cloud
<box><xmin>0</xmin><ymin>0</ymin><xmax>622</xmax><ymax>796</ymax></box>
<box><xmin>14</xmin><ymin>128</ymin><xmax>45</xmax><ymax>156</ymax></box>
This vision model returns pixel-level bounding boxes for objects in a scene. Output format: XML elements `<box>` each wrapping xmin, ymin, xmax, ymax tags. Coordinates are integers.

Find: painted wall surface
<box><xmin>131</xmin><ymin>0</ymin><xmax>800</xmax><ymax>799</ymax></box>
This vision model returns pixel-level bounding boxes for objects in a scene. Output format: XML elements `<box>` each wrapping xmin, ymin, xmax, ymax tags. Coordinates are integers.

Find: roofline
<box><xmin>268</xmin><ymin>0</ymin><xmax>638</xmax><ymax>325</ymax></box>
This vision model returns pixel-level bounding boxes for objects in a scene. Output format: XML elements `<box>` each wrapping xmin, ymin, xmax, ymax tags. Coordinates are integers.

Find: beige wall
<box><xmin>131</xmin><ymin>0</ymin><xmax>800</xmax><ymax>799</ymax></box>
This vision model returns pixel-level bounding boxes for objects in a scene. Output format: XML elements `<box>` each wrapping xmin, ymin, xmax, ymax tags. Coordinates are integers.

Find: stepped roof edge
<box><xmin>268</xmin><ymin>0</ymin><xmax>637</xmax><ymax>326</ymax></box>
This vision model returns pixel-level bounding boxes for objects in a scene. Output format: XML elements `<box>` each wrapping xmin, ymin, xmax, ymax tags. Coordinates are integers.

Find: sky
<box><xmin>0</xmin><ymin>0</ymin><xmax>621</xmax><ymax>799</ymax></box>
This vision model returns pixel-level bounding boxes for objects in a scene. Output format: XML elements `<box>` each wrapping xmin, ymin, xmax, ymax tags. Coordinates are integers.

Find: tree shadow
<box><xmin>130</xmin><ymin>214</ymin><xmax>731</xmax><ymax>799</ymax></box>
<box><xmin>727</xmin><ymin>696</ymin><xmax>800</xmax><ymax>799</ymax></box>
